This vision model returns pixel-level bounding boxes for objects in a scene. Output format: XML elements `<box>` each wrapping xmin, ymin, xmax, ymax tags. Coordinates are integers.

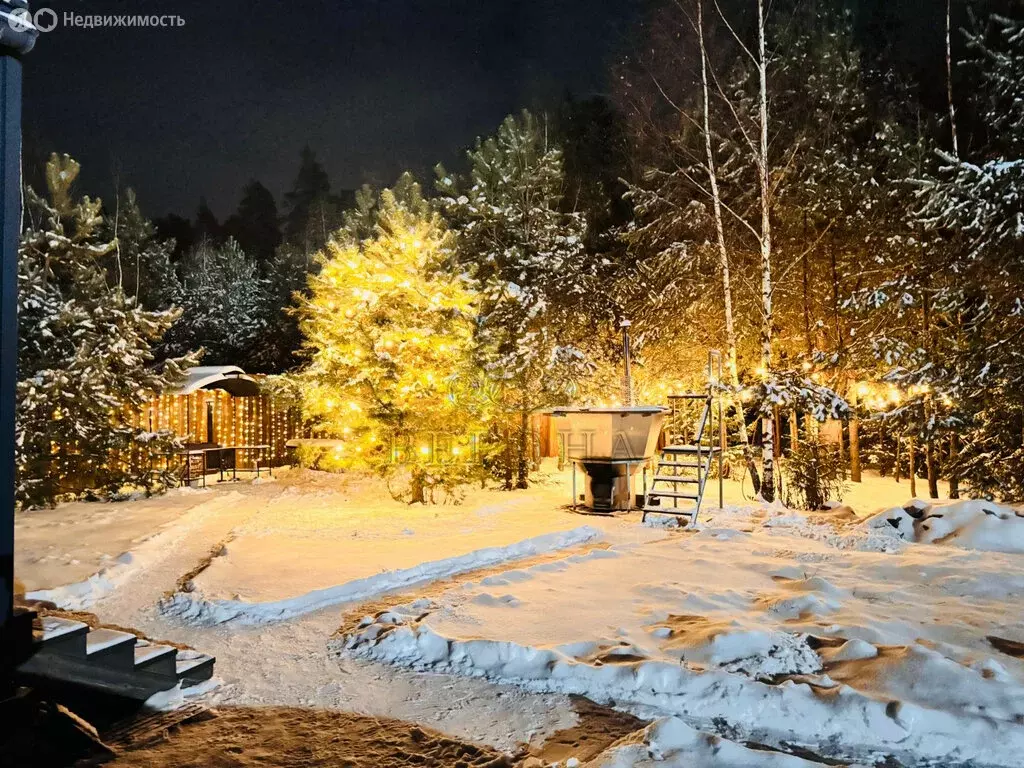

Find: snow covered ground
<box><xmin>15</xmin><ymin>465</ymin><xmax>1024</xmax><ymax>766</ymax></box>
<box><xmin>339</xmin><ymin>499</ymin><xmax>1024</xmax><ymax>767</ymax></box>
<box><xmin>15</xmin><ymin>485</ymin><xmax>220</xmax><ymax>593</ymax></box>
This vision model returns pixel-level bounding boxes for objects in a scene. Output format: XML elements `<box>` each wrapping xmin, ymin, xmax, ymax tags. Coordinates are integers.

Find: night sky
<box><xmin>24</xmin><ymin>0</ymin><xmax>946</xmax><ymax>220</ymax></box>
<box><xmin>24</xmin><ymin>0</ymin><xmax>643</xmax><ymax>219</ymax></box>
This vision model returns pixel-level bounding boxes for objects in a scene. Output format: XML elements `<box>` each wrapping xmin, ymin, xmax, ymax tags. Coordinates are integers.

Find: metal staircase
<box><xmin>642</xmin><ymin>351</ymin><xmax>725</xmax><ymax>526</ymax></box>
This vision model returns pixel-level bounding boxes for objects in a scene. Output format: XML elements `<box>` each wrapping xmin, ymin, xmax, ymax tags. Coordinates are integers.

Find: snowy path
<box><xmin>22</xmin><ymin>473</ymin><xmax>611</xmax><ymax>752</ymax></box>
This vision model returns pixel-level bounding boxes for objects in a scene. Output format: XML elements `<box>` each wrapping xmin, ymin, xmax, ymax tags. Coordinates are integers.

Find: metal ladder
<box><xmin>642</xmin><ymin>351</ymin><xmax>725</xmax><ymax>526</ymax></box>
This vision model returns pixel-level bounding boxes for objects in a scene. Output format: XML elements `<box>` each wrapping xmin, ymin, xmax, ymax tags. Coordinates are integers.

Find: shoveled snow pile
<box><xmin>161</xmin><ymin>526</ymin><xmax>602</xmax><ymax>626</ymax></box>
<box><xmin>864</xmin><ymin>499</ymin><xmax>1024</xmax><ymax>553</ymax></box>
<box><xmin>25</xmin><ymin>551</ymin><xmax>138</xmax><ymax>611</ymax></box>
<box><xmin>339</xmin><ymin>607</ymin><xmax>1024</xmax><ymax>767</ymax></box>
<box><xmin>593</xmin><ymin>716</ymin><xmax>827</xmax><ymax>767</ymax></box>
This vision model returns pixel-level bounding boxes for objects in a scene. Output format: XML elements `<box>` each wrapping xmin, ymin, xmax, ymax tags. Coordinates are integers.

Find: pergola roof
<box><xmin>171</xmin><ymin>366</ymin><xmax>261</xmax><ymax>397</ymax></box>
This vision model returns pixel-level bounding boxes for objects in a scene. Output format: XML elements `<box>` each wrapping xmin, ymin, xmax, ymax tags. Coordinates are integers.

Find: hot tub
<box><xmin>549</xmin><ymin>406</ymin><xmax>669</xmax><ymax>512</ymax></box>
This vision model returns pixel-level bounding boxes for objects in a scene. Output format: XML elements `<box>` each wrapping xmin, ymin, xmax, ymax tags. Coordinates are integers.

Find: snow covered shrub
<box><xmin>17</xmin><ymin>154</ymin><xmax>199</xmax><ymax>508</ymax></box>
<box><xmin>782</xmin><ymin>441</ymin><xmax>848</xmax><ymax>511</ymax></box>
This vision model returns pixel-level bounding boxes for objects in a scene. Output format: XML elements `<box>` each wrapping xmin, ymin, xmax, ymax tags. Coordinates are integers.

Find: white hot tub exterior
<box><xmin>548</xmin><ymin>406</ymin><xmax>668</xmax><ymax>462</ymax></box>
<box><xmin>548</xmin><ymin>407</ymin><xmax>669</xmax><ymax>512</ymax></box>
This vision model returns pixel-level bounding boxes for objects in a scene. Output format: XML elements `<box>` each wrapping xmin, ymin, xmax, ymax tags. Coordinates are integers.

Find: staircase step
<box><xmin>175</xmin><ymin>652</ymin><xmax>216</xmax><ymax>687</ymax></box>
<box><xmin>35</xmin><ymin>616</ymin><xmax>90</xmax><ymax>657</ymax></box>
<box><xmin>134</xmin><ymin>643</ymin><xmax>178</xmax><ymax>679</ymax></box>
<box><xmin>85</xmin><ymin>628</ymin><xmax>138</xmax><ymax>671</ymax></box>
<box><xmin>652</xmin><ymin>475</ymin><xmax>700</xmax><ymax>484</ymax></box>
<box><xmin>648</xmin><ymin>491</ymin><xmax>701</xmax><ymax>501</ymax></box>
<box><xmin>662</xmin><ymin>445</ymin><xmax>721</xmax><ymax>455</ymax></box>
<box><xmin>657</xmin><ymin>461</ymin><xmax>701</xmax><ymax>469</ymax></box>
<box><xmin>668</xmin><ymin>393</ymin><xmax>711</xmax><ymax>400</ymax></box>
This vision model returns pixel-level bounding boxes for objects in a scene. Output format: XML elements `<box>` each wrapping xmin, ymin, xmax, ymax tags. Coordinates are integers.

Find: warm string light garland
<box><xmin>136</xmin><ymin>384</ymin><xmax>304</xmax><ymax>469</ymax></box>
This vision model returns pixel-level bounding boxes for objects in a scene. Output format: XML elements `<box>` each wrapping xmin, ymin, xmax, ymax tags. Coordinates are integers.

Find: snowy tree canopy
<box><xmin>17</xmin><ymin>154</ymin><xmax>198</xmax><ymax>507</ymax></box>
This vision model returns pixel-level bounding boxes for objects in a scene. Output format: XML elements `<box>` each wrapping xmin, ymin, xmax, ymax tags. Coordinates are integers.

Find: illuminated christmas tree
<box><xmin>298</xmin><ymin>179</ymin><xmax>489</xmax><ymax>502</ymax></box>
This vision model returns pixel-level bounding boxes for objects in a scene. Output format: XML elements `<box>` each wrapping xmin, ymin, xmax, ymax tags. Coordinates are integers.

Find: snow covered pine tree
<box><xmin>437</xmin><ymin>111</ymin><xmax>599</xmax><ymax>490</ymax></box>
<box><xmin>17</xmin><ymin>154</ymin><xmax>198</xmax><ymax>508</ymax></box>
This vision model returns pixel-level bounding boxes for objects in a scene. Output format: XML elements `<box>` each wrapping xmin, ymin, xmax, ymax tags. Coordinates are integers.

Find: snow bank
<box><xmin>864</xmin><ymin>499</ymin><xmax>1024</xmax><ymax>553</ymax></box>
<box><xmin>594</xmin><ymin>717</ymin><xmax>823</xmax><ymax>767</ymax></box>
<box><xmin>161</xmin><ymin>526</ymin><xmax>603</xmax><ymax>626</ymax></box>
<box><xmin>339</xmin><ymin>611</ymin><xmax>1024</xmax><ymax>767</ymax></box>
<box><xmin>25</xmin><ymin>551</ymin><xmax>138</xmax><ymax>610</ymax></box>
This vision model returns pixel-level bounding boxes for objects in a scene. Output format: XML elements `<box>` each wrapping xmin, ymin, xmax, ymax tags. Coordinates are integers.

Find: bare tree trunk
<box><xmin>894</xmin><ymin>436</ymin><xmax>902</xmax><ymax>483</ymax></box>
<box><xmin>946</xmin><ymin>0</ymin><xmax>959</xmax><ymax>157</ymax></box>
<box><xmin>849</xmin><ymin>387</ymin><xmax>862</xmax><ymax>482</ymax></box>
<box><xmin>503</xmin><ymin>424</ymin><xmax>513</xmax><ymax>491</ymax></box>
<box><xmin>697</xmin><ymin>0</ymin><xmax>760</xmax><ymax>494</ymax></box>
<box><xmin>927</xmin><ymin>437</ymin><xmax>939</xmax><ymax>499</ymax></box>
<box><xmin>909</xmin><ymin>437</ymin><xmax>917</xmax><ymax>498</ymax></box>
<box><xmin>773</xmin><ymin>405</ymin><xmax>782</xmax><ymax>461</ymax></box>
<box><xmin>517</xmin><ymin>408</ymin><xmax>530</xmax><ymax>489</ymax></box>
<box><xmin>789</xmin><ymin>410</ymin><xmax>799</xmax><ymax>453</ymax></box>
<box><xmin>949</xmin><ymin>435</ymin><xmax>960</xmax><ymax>499</ymax></box>
<box><xmin>113</xmin><ymin>187</ymin><xmax>123</xmax><ymax>291</ymax></box>
<box><xmin>756</xmin><ymin>0</ymin><xmax>776</xmax><ymax>502</ymax></box>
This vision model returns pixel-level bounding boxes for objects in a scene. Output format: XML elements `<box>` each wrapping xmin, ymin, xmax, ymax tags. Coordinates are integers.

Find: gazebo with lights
<box><xmin>143</xmin><ymin>366</ymin><xmax>305</xmax><ymax>483</ymax></box>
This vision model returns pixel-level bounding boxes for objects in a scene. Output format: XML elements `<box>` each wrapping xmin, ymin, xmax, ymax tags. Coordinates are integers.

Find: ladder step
<box><xmin>657</xmin><ymin>461</ymin><xmax>701</xmax><ymax>469</ymax></box>
<box><xmin>652</xmin><ymin>475</ymin><xmax>700</xmax><ymax>484</ymax></box>
<box><xmin>34</xmin><ymin>617</ymin><xmax>89</xmax><ymax>657</ymax></box>
<box><xmin>648</xmin><ymin>491</ymin><xmax>701</xmax><ymax>501</ymax></box>
<box><xmin>668</xmin><ymin>394</ymin><xmax>711</xmax><ymax>400</ymax></box>
<box><xmin>642</xmin><ymin>507</ymin><xmax>696</xmax><ymax>517</ymax></box>
<box><xmin>176</xmin><ymin>652</ymin><xmax>216</xmax><ymax>687</ymax></box>
<box><xmin>661</xmin><ymin>445</ymin><xmax>721</xmax><ymax>455</ymax></box>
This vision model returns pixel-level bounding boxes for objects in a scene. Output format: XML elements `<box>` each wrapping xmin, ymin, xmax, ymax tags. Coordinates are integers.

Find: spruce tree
<box><xmin>101</xmin><ymin>188</ymin><xmax>179</xmax><ymax>311</ymax></box>
<box><xmin>892</xmin><ymin>13</ymin><xmax>1024</xmax><ymax>499</ymax></box>
<box><xmin>162</xmin><ymin>238</ymin><xmax>271</xmax><ymax>370</ymax></box>
<box><xmin>436</xmin><ymin>111</ymin><xmax>601</xmax><ymax>490</ymax></box>
<box><xmin>193</xmin><ymin>197</ymin><xmax>222</xmax><ymax>243</ymax></box>
<box><xmin>225</xmin><ymin>180</ymin><xmax>282</xmax><ymax>272</ymax></box>
<box><xmin>283</xmin><ymin>146</ymin><xmax>338</xmax><ymax>256</ymax></box>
